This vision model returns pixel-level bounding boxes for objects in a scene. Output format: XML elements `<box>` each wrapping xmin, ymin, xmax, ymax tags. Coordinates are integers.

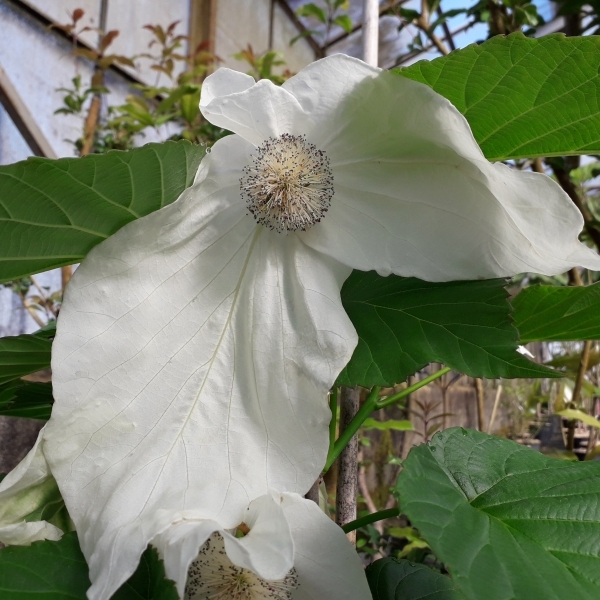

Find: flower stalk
<box><xmin>325</xmin><ymin>367</ymin><xmax>451</xmax><ymax>472</ymax></box>
<box><xmin>342</xmin><ymin>507</ymin><xmax>400</xmax><ymax>534</ymax></box>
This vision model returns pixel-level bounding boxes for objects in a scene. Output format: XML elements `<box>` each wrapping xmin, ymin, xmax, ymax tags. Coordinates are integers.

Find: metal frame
<box><xmin>274</xmin><ymin>0</ymin><xmax>323</xmax><ymax>56</ymax></box>
<box><xmin>4</xmin><ymin>0</ymin><xmax>140</xmax><ymax>85</ymax></box>
<box><xmin>0</xmin><ymin>65</ymin><xmax>56</xmax><ymax>158</ymax></box>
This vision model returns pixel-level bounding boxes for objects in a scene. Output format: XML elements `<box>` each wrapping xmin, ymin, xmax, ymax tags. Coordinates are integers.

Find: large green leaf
<box><xmin>0</xmin><ymin>533</ymin><xmax>90</xmax><ymax>599</ymax></box>
<box><xmin>337</xmin><ymin>272</ymin><xmax>554</xmax><ymax>387</ymax></box>
<box><xmin>0</xmin><ymin>323</ymin><xmax>54</xmax><ymax>385</ymax></box>
<box><xmin>399</xmin><ymin>34</ymin><xmax>600</xmax><ymax>161</ymax></box>
<box><xmin>0</xmin><ymin>533</ymin><xmax>178</xmax><ymax>599</ymax></box>
<box><xmin>0</xmin><ymin>380</ymin><xmax>53</xmax><ymax>420</ymax></box>
<box><xmin>513</xmin><ymin>282</ymin><xmax>600</xmax><ymax>342</ymax></box>
<box><xmin>397</xmin><ymin>428</ymin><xmax>600</xmax><ymax>600</ymax></box>
<box><xmin>366</xmin><ymin>557</ymin><xmax>461</xmax><ymax>600</ymax></box>
<box><xmin>0</xmin><ymin>141</ymin><xmax>204</xmax><ymax>282</ymax></box>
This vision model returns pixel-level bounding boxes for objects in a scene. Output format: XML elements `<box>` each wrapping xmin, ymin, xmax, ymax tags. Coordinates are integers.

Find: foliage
<box><xmin>0</xmin><ymin>533</ymin><xmax>178</xmax><ymax>600</ymax></box>
<box><xmin>398</xmin><ymin>34</ymin><xmax>600</xmax><ymax>161</ymax></box>
<box><xmin>338</xmin><ymin>272</ymin><xmax>554</xmax><ymax>387</ymax></box>
<box><xmin>397</xmin><ymin>428</ymin><xmax>600</xmax><ymax>600</ymax></box>
<box><xmin>0</xmin><ymin>380</ymin><xmax>53</xmax><ymax>420</ymax></box>
<box><xmin>0</xmin><ymin>141</ymin><xmax>204</xmax><ymax>283</ymax></box>
<box><xmin>54</xmin><ymin>13</ymin><xmax>222</xmax><ymax>153</ymax></box>
<box><xmin>0</xmin><ymin>325</ymin><xmax>53</xmax><ymax>385</ymax></box>
<box><xmin>366</xmin><ymin>557</ymin><xmax>461</xmax><ymax>600</ymax></box>
<box><xmin>233</xmin><ymin>45</ymin><xmax>292</xmax><ymax>84</ymax></box>
<box><xmin>294</xmin><ymin>0</ymin><xmax>353</xmax><ymax>45</ymax></box>
<box><xmin>513</xmin><ymin>282</ymin><xmax>600</xmax><ymax>341</ymax></box>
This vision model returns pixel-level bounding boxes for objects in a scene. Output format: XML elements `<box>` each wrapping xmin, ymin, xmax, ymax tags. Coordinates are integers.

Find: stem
<box><xmin>377</xmin><ymin>367</ymin><xmax>451</xmax><ymax>408</ymax></box>
<box><xmin>487</xmin><ymin>384</ymin><xmax>503</xmax><ymax>434</ymax></box>
<box><xmin>476</xmin><ymin>378</ymin><xmax>485</xmax><ymax>431</ymax></box>
<box><xmin>437</xmin><ymin>4</ymin><xmax>456</xmax><ymax>51</ymax></box>
<box><xmin>61</xmin><ymin>266</ymin><xmax>73</xmax><ymax>291</ymax></box>
<box><xmin>335</xmin><ymin>386</ymin><xmax>361</xmax><ymax>543</ymax></box>
<box><xmin>572</xmin><ymin>340</ymin><xmax>593</xmax><ymax>407</ymax></box>
<box><xmin>305</xmin><ymin>475</ymin><xmax>323</xmax><ymax>504</ymax></box>
<box><xmin>326</xmin><ymin>367</ymin><xmax>452</xmax><ymax>472</ymax></box>
<box><xmin>21</xmin><ymin>298</ymin><xmax>45</xmax><ymax>328</ymax></box>
<box><xmin>81</xmin><ymin>92</ymin><xmax>102</xmax><ymax>156</ymax></box>
<box><xmin>342</xmin><ymin>508</ymin><xmax>400</xmax><ymax>534</ymax></box>
<box><xmin>326</xmin><ymin>386</ymin><xmax>380</xmax><ymax>471</ymax></box>
<box><xmin>327</xmin><ymin>387</ymin><xmax>339</xmax><ymax>466</ymax></box>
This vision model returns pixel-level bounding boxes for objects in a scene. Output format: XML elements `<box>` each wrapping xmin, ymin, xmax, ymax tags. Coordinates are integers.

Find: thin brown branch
<box><xmin>336</xmin><ymin>386</ymin><xmax>360</xmax><ymax>544</ymax></box>
<box><xmin>572</xmin><ymin>341</ymin><xmax>593</xmax><ymax>407</ymax></box>
<box><xmin>61</xmin><ymin>265</ymin><xmax>73</xmax><ymax>291</ymax></box>
<box><xmin>476</xmin><ymin>378</ymin><xmax>485</xmax><ymax>431</ymax></box>
<box><xmin>22</xmin><ymin>298</ymin><xmax>46</xmax><ymax>328</ymax></box>
<box><xmin>437</xmin><ymin>5</ymin><xmax>456</xmax><ymax>51</ymax></box>
<box><xmin>80</xmin><ymin>94</ymin><xmax>101</xmax><ymax>156</ymax></box>
<box><xmin>305</xmin><ymin>475</ymin><xmax>323</xmax><ymax>504</ymax></box>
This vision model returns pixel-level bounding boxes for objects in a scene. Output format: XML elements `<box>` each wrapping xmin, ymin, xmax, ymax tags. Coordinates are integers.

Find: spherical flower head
<box><xmin>241</xmin><ymin>134</ymin><xmax>333</xmax><ymax>233</ymax></box>
<box><xmin>186</xmin><ymin>533</ymin><xmax>298</xmax><ymax>599</ymax></box>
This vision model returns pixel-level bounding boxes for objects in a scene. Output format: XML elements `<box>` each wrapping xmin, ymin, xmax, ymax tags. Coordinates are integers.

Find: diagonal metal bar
<box><xmin>7</xmin><ymin>0</ymin><xmax>139</xmax><ymax>85</ymax></box>
<box><xmin>274</xmin><ymin>0</ymin><xmax>323</xmax><ymax>57</ymax></box>
<box><xmin>0</xmin><ymin>65</ymin><xmax>57</xmax><ymax>158</ymax></box>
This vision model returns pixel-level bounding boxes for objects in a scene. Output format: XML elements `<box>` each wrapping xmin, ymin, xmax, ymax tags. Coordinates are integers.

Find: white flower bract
<box><xmin>153</xmin><ymin>492</ymin><xmax>371</xmax><ymax>600</ymax></box>
<box><xmin>0</xmin><ymin>428</ymin><xmax>64</xmax><ymax>546</ymax></box>
<box><xmin>38</xmin><ymin>54</ymin><xmax>600</xmax><ymax>598</ymax></box>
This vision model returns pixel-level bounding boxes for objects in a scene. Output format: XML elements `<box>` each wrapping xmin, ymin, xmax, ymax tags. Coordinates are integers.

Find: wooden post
<box><xmin>188</xmin><ymin>0</ymin><xmax>217</xmax><ymax>56</ymax></box>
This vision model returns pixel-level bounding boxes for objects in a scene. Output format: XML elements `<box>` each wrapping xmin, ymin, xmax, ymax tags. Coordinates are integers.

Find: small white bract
<box><xmin>241</xmin><ymin>133</ymin><xmax>333</xmax><ymax>233</ymax></box>
<box><xmin>186</xmin><ymin>533</ymin><xmax>298</xmax><ymax>600</ymax></box>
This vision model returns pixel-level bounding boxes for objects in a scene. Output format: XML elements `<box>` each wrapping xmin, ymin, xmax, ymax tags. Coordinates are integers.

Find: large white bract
<box><xmin>32</xmin><ymin>54</ymin><xmax>598</xmax><ymax>598</ymax></box>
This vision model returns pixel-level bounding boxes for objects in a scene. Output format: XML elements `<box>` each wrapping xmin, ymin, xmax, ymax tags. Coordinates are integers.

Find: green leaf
<box><xmin>338</xmin><ymin>272</ymin><xmax>554</xmax><ymax>387</ymax></box>
<box><xmin>0</xmin><ymin>323</ymin><xmax>54</xmax><ymax>385</ymax></box>
<box><xmin>296</xmin><ymin>3</ymin><xmax>327</xmax><ymax>23</ymax></box>
<box><xmin>0</xmin><ymin>380</ymin><xmax>53</xmax><ymax>420</ymax></box>
<box><xmin>398</xmin><ymin>34</ymin><xmax>600</xmax><ymax>161</ymax></box>
<box><xmin>556</xmin><ymin>408</ymin><xmax>600</xmax><ymax>429</ymax></box>
<box><xmin>111</xmin><ymin>545</ymin><xmax>179</xmax><ymax>600</ymax></box>
<box><xmin>332</xmin><ymin>14</ymin><xmax>353</xmax><ymax>33</ymax></box>
<box><xmin>0</xmin><ymin>141</ymin><xmax>205</xmax><ymax>282</ymax></box>
<box><xmin>180</xmin><ymin>89</ymin><xmax>201</xmax><ymax>124</ymax></box>
<box><xmin>363</xmin><ymin>418</ymin><xmax>414</xmax><ymax>431</ymax></box>
<box><xmin>366</xmin><ymin>557</ymin><xmax>461</xmax><ymax>600</ymax></box>
<box><xmin>0</xmin><ymin>533</ymin><xmax>178</xmax><ymax>599</ymax></box>
<box><xmin>0</xmin><ymin>533</ymin><xmax>90</xmax><ymax>599</ymax></box>
<box><xmin>397</xmin><ymin>428</ymin><xmax>600</xmax><ymax>600</ymax></box>
<box><xmin>513</xmin><ymin>283</ymin><xmax>600</xmax><ymax>342</ymax></box>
